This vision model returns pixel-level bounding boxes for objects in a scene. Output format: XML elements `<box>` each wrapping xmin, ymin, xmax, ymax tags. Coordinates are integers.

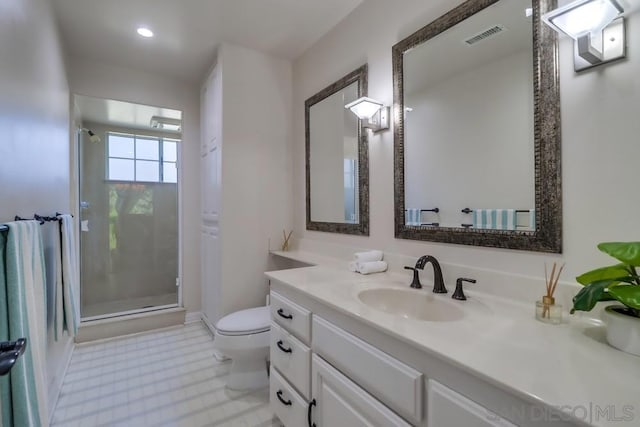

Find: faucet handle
<box><xmin>404</xmin><ymin>266</ymin><xmax>422</xmax><ymax>289</ymax></box>
<box><xmin>452</xmin><ymin>278</ymin><xmax>476</xmax><ymax>301</ymax></box>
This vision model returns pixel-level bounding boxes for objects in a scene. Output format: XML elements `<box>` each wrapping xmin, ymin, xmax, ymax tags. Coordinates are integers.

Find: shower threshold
<box><xmin>81</xmin><ymin>293</ymin><xmax>178</xmax><ymax>322</ymax></box>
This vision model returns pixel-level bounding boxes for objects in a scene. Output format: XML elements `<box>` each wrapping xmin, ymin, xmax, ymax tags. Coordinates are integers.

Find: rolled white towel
<box><xmin>348</xmin><ymin>261</ymin><xmax>359</xmax><ymax>272</ymax></box>
<box><xmin>353</xmin><ymin>250</ymin><xmax>384</xmax><ymax>263</ymax></box>
<box><xmin>357</xmin><ymin>261</ymin><xmax>388</xmax><ymax>275</ymax></box>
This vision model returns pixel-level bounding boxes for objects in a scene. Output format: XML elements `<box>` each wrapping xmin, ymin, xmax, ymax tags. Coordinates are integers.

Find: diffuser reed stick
<box><xmin>542</xmin><ymin>262</ymin><xmax>564</xmax><ymax>319</ymax></box>
<box><xmin>281</xmin><ymin>229</ymin><xmax>293</xmax><ymax>251</ymax></box>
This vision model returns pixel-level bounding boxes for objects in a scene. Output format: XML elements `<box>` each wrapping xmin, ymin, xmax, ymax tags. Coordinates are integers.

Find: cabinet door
<box><xmin>427</xmin><ymin>380</ymin><xmax>516</xmax><ymax>427</ymax></box>
<box><xmin>201</xmin><ymin>144</ymin><xmax>220</xmax><ymax>222</ymax></box>
<box><xmin>200</xmin><ymin>150</ymin><xmax>209</xmax><ymax>218</ymax></box>
<box><xmin>311</xmin><ymin>354</ymin><xmax>411</xmax><ymax>427</ymax></box>
<box><xmin>200</xmin><ymin>84</ymin><xmax>209</xmax><ymax>156</ymax></box>
<box><xmin>201</xmin><ymin>226</ymin><xmax>220</xmax><ymax>324</ymax></box>
<box><xmin>201</xmin><ymin>64</ymin><xmax>221</xmax><ymax>223</ymax></box>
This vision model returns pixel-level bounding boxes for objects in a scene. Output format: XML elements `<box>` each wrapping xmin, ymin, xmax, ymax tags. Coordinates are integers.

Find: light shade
<box><xmin>542</xmin><ymin>0</ymin><xmax>626</xmax><ymax>71</ymax></box>
<box><xmin>137</xmin><ymin>27</ymin><xmax>154</xmax><ymax>38</ymax></box>
<box><xmin>542</xmin><ymin>0</ymin><xmax>622</xmax><ymax>39</ymax></box>
<box><xmin>345</xmin><ymin>97</ymin><xmax>383</xmax><ymax>119</ymax></box>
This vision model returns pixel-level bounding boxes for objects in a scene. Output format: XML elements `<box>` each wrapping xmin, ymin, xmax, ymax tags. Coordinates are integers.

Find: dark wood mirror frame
<box><xmin>392</xmin><ymin>0</ymin><xmax>562</xmax><ymax>253</ymax></box>
<box><xmin>306</xmin><ymin>64</ymin><xmax>369</xmax><ymax>235</ymax></box>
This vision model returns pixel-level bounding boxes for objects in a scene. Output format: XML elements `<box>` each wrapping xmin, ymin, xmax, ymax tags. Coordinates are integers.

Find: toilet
<box><xmin>213</xmin><ymin>306</ymin><xmax>271</xmax><ymax>390</ymax></box>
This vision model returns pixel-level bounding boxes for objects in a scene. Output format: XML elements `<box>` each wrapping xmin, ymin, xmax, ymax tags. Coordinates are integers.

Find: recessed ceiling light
<box><xmin>137</xmin><ymin>27</ymin><xmax>154</xmax><ymax>38</ymax></box>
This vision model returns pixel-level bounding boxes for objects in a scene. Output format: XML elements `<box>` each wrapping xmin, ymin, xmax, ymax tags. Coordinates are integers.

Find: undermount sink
<box><xmin>358</xmin><ymin>288</ymin><xmax>465</xmax><ymax>321</ymax></box>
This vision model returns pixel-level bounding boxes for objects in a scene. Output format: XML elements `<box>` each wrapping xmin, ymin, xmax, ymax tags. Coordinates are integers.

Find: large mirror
<box><xmin>306</xmin><ymin>65</ymin><xmax>369</xmax><ymax>235</ymax></box>
<box><xmin>393</xmin><ymin>0</ymin><xmax>561</xmax><ymax>252</ymax></box>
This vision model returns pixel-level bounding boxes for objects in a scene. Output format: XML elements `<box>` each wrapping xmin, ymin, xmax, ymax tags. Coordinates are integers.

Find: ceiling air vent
<box><xmin>464</xmin><ymin>25</ymin><xmax>506</xmax><ymax>46</ymax></box>
<box><xmin>150</xmin><ymin>116</ymin><xmax>182</xmax><ymax>132</ymax></box>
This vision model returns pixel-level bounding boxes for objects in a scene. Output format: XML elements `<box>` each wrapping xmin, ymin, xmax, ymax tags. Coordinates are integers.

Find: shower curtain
<box><xmin>0</xmin><ymin>221</ymin><xmax>49</xmax><ymax>426</ymax></box>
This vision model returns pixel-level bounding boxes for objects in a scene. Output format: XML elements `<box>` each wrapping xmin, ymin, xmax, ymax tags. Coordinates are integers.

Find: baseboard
<box><xmin>76</xmin><ymin>307</ymin><xmax>186</xmax><ymax>343</ymax></box>
<box><xmin>201</xmin><ymin>314</ymin><xmax>217</xmax><ymax>336</ymax></box>
<box><xmin>185</xmin><ymin>311</ymin><xmax>202</xmax><ymax>324</ymax></box>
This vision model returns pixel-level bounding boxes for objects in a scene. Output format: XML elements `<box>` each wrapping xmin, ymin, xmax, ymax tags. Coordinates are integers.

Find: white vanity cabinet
<box><xmin>270</xmin><ymin>291</ymin><xmax>419</xmax><ymax>427</ymax></box>
<box><xmin>269</xmin><ymin>289</ymin><xmax>537</xmax><ymax>427</ymax></box>
<box><xmin>267</xmin><ymin>278</ymin><xmax>589</xmax><ymax>427</ymax></box>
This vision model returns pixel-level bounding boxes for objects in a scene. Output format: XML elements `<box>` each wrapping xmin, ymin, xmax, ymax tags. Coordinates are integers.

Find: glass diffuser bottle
<box><xmin>536</xmin><ymin>296</ymin><xmax>562</xmax><ymax>324</ymax></box>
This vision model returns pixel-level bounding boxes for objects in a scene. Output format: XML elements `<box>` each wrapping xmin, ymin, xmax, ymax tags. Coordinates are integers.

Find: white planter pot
<box><xmin>602</xmin><ymin>305</ymin><xmax>640</xmax><ymax>357</ymax></box>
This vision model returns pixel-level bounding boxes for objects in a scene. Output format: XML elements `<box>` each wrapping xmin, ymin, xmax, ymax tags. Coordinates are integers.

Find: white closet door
<box><xmin>205</xmin><ymin>144</ymin><xmax>220</xmax><ymax>222</ymax></box>
<box><xmin>201</xmin><ymin>64</ymin><xmax>221</xmax><ymax>224</ymax></box>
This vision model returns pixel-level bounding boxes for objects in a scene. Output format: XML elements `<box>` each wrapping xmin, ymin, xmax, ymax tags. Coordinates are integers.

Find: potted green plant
<box><xmin>572</xmin><ymin>242</ymin><xmax>640</xmax><ymax>356</ymax></box>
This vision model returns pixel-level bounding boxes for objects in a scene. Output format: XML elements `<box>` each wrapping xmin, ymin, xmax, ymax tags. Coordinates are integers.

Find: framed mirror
<box><xmin>393</xmin><ymin>0</ymin><xmax>561</xmax><ymax>252</ymax></box>
<box><xmin>306</xmin><ymin>64</ymin><xmax>369</xmax><ymax>235</ymax></box>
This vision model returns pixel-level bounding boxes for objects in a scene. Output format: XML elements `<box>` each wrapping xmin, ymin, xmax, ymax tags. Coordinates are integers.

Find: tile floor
<box><xmin>52</xmin><ymin>322</ymin><xmax>280</xmax><ymax>427</ymax></box>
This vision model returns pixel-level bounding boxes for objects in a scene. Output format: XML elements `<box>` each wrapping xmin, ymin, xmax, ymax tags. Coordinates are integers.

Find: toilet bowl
<box><xmin>213</xmin><ymin>306</ymin><xmax>270</xmax><ymax>390</ymax></box>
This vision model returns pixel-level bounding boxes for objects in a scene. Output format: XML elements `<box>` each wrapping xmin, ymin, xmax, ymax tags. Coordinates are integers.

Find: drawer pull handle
<box><xmin>277</xmin><ymin>308</ymin><xmax>293</xmax><ymax>320</ymax></box>
<box><xmin>276</xmin><ymin>390</ymin><xmax>292</xmax><ymax>406</ymax></box>
<box><xmin>307</xmin><ymin>398</ymin><xmax>316</xmax><ymax>427</ymax></box>
<box><xmin>276</xmin><ymin>340</ymin><xmax>293</xmax><ymax>354</ymax></box>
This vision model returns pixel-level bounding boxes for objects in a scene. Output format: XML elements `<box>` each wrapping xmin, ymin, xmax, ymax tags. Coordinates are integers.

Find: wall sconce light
<box><xmin>542</xmin><ymin>0</ymin><xmax>626</xmax><ymax>71</ymax></box>
<box><xmin>345</xmin><ymin>96</ymin><xmax>390</xmax><ymax>132</ymax></box>
<box><xmin>81</xmin><ymin>128</ymin><xmax>101</xmax><ymax>143</ymax></box>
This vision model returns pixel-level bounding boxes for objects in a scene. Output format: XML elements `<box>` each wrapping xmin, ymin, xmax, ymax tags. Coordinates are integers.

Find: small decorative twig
<box><xmin>281</xmin><ymin>229</ymin><xmax>293</xmax><ymax>251</ymax></box>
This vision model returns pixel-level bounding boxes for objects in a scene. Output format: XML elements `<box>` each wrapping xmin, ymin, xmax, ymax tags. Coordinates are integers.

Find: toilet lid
<box><xmin>216</xmin><ymin>306</ymin><xmax>270</xmax><ymax>335</ymax></box>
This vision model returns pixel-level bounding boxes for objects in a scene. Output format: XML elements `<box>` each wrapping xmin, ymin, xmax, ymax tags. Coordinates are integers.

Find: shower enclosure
<box><xmin>76</xmin><ymin>95</ymin><xmax>182</xmax><ymax>319</ymax></box>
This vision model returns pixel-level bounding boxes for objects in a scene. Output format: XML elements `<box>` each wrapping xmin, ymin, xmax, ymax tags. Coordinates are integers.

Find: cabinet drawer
<box><xmin>313</xmin><ymin>316</ymin><xmax>423</xmax><ymax>424</ymax></box>
<box><xmin>270</xmin><ymin>367</ymin><xmax>308</xmax><ymax>427</ymax></box>
<box><xmin>271</xmin><ymin>322</ymin><xmax>311</xmax><ymax>399</ymax></box>
<box><xmin>271</xmin><ymin>292</ymin><xmax>311</xmax><ymax>343</ymax></box>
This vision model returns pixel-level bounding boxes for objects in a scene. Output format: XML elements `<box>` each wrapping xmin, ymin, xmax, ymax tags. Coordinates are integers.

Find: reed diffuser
<box><xmin>281</xmin><ymin>230</ymin><xmax>293</xmax><ymax>251</ymax></box>
<box><xmin>536</xmin><ymin>262</ymin><xmax>564</xmax><ymax>324</ymax></box>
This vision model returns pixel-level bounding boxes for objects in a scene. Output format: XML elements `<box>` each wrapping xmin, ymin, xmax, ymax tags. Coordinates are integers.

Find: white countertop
<box><xmin>267</xmin><ymin>250</ymin><xmax>640</xmax><ymax>427</ymax></box>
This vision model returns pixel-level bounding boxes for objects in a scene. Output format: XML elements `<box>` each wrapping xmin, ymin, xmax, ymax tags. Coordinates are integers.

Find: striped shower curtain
<box><xmin>0</xmin><ymin>221</ymin><xmax>49</xmax><ymax>426</ymax></box>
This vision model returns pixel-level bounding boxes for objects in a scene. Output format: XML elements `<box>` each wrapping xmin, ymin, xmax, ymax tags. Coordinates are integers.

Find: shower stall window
<box><xmin>107</xmin><ymin>133</ymin><xmax>178</xmax><ymax>183</ymax></box>
<box><xmin>79</xmin><ymin>129</ymin><xmax>180</xmax><ymax>319</ymax></box>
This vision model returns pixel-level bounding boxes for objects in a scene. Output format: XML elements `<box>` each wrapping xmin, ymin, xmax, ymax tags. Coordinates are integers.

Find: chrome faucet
<box><xmin>405</xmin><ymin>255</ymin><xmax>447</xmax><ymax>293</ymax></box>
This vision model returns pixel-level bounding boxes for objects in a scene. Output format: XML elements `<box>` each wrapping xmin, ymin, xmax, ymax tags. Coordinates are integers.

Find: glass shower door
<box><xmin>77</xmin><ymin>97</ymin><xmax>181</xmax><ymax>319</ymax></box>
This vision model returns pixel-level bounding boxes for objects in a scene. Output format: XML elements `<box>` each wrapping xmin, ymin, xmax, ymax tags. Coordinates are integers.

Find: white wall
<box><xmin>293</xmin><ymin>0</ymin><xmax>640</xmax><ymax>284</ymax></box>
<box><xmin>217</xmin><ymin>43</ymin><xmax>293</xmax><ymax>316</ymax></box>
<box><xmin>67</xmin><ymin>57</ymin><xmax>202</xmax><ymax>315</ymax></box>
<box><xmin>405</xmin><ymin>51</ymin><xmax>534</xmax><ymax>227</ymax></box>
<box><xmin>0</xmin><ymin>0</ymin><xmax>73</xmax><ymax>416</ymax></box>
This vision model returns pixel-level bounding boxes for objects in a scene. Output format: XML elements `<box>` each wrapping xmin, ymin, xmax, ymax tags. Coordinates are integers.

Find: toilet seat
<box><xmin>216</xmin><ymin>306</ymin><xmax>270</xmax><ymax>336</ymax></box>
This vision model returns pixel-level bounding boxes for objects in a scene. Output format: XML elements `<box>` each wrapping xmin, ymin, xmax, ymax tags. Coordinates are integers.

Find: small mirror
<box><xmin>306</xmin><ymin>65</ymin><xmax>369</xmax><ymax>235</ymax></box>
<box><xmin>393</xmin><ymin>0</ymin><xmax>561</xmax><ymax>252</ymax></box>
